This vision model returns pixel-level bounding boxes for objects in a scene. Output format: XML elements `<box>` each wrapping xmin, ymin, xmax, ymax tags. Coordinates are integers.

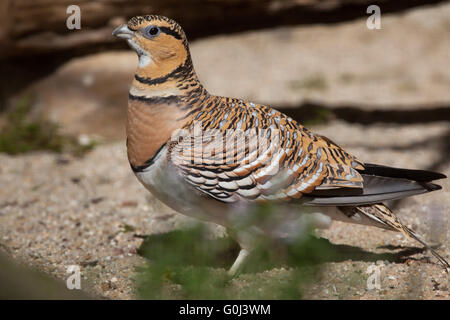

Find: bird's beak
<box><xmin>112</xmin><ymin>24</ymin><xmax>134</xmax><ymax>40</ymax></box>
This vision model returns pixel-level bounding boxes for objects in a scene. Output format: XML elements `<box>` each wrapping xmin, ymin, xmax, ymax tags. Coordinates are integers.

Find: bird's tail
<box><xmin>339</xmin><ymin>203</ymin><xmax>449</xmax><ymax>271</ymax></box>
<box><xmin>308</xmin><ymin>164</ymin><xmax>446</xmax><ymax>206</ymax></box>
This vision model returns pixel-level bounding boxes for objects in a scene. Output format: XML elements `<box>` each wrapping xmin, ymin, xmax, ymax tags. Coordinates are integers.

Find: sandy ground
<box><xmin>1</xmin><ymin>4</ymin><xmax>449</xmax><ymax>299</ymax></box>
<box><xmin>0</xmin><ymin>121</ymin><xmax>448</xmax><ymax>299</ymax></box>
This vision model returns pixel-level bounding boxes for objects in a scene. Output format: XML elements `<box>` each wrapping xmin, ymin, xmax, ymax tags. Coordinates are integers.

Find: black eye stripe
<box><xmin>158</xmin><ymin>26</ymin><xmax>182</xmax><ymax>40</ymax></box>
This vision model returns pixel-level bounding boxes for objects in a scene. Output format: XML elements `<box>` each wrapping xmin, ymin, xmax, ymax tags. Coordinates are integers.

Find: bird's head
<box><xmin>113</xmin><ymin>15</ymin><xmax>189</xmax><ymax>77</ymax></box>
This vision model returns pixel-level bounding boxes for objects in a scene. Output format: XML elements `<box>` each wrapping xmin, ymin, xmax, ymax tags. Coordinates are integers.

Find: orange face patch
<box><xmin>126</xmin><ymin>16</ymin><xmax>188</xmax><ymax>80</ymax></box>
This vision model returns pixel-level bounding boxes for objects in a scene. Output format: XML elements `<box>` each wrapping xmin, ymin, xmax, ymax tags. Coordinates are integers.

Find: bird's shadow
<box><xmin>135</xmin><ymin>229</ymin><xmax>429</xmax><ymax>274</ymax></box>
<box><xmin>321</xmin><ymin>241</ymin><xmax>428</xmax><ymax>265</ymax></box>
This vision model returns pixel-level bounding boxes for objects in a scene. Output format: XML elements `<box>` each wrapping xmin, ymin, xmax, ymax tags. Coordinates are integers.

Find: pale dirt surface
<box><xmin>0</xmin><ymin>123</ymin><xmax>448</xmax><ymax>299</ymax></box>
<box><xmin>1</xmin><ymin>4</ymin><xmax>449</xmax><ymax>299</ymax></box>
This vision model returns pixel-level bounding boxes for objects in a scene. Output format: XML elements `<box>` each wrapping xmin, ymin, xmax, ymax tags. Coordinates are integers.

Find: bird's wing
<box><xmin>167</xmin><ymin>100</ymin><xmax>365</xmax><ymax>203</ymax></box>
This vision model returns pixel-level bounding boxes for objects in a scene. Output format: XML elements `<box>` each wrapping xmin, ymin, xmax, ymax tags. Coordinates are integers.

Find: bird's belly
<box><xmin>131</xmin><ymin>148</ymin><xmax>377</xmax><ymax>243</ymax></box>
<box><xmin>133</xmin><ymin>149</ymin><xmax>230</xmax><ymax>225</ymax></box>
<box><xmin>136</xmin><ymin>160</ymin><xmax>332</xmax><ymax>229</ymax></box>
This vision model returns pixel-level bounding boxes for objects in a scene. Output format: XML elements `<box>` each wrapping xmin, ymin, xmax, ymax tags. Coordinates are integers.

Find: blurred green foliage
<box><xmin>0</xmin><ymin>95</ymin><xmax>97</xmax><ymax>155</ymax></box>
<box><xmin>136</xmin><ymin>209</ymin><xmax>338</xmax><ymax>299</ymax></box>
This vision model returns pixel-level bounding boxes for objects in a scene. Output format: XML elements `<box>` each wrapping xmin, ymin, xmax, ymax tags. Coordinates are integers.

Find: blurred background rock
<box><xmin>0</xmin><ymin>251</ymin><xmax>91</xmax><ymax>299</ymax></box>
<box><xmin>0</xmin><ymin>1</ymin><xmax>448</xmax><ymax>299</ymax></box>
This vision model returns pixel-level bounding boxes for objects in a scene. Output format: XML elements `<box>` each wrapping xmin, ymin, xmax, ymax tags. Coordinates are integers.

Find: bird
<box><xmin>112</xmin><ymin>15</ymin><xmax>449</xmax><ymax>274</ymax></box>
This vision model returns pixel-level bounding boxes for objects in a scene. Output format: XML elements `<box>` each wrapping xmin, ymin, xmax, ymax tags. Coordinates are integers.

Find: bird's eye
<box><xmin>144</xmin><ymin>26</ymin><xmax>160</xmax><ymax>39</ymax></box>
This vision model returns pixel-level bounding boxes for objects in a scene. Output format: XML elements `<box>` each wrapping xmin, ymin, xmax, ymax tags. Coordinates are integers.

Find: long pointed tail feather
<box><xmin>402</xmin><ymin>225</ymin><xmax>450</xmax><ymax>272</ymax></box>
<box><xmin>339</xmin><ymin>203</ymin><xmax>449</xmax><ymax>271</ymax></box>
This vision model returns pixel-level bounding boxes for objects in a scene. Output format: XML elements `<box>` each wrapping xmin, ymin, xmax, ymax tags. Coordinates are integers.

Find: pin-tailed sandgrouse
<box><xmin>113</xmin><ymin>15</ymin><xmax>448</xmax><ymax>274</ymax></box>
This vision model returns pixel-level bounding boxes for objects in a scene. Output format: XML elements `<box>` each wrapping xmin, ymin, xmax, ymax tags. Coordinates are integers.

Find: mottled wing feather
<box><xmin>168</xmin><ymin>98</ymin><xmax>364</xmax><ymax>203</ymax></box>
